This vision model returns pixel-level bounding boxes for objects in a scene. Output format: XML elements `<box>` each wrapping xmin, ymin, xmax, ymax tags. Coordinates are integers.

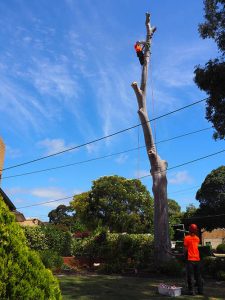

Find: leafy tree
<box><xmin>168</xmin><ymin>199</ymin><xmax>182</xmax><ymax>222</ymax></box>
<box><xmin>48</xmin><ymin>204</ymin><xmax>86</xmax><ymax>232</ymax></box>
<box><xmin>194</xmin><ymin>0</ymin><xmax>225</xmax><ymax>140</ymax></box>
<box><xmin>71</xmin><ymin>175</ymin><xmax>154</xmax><ymax>233</ymax></box>
<box><xmin>168</xmin><ymin>199</ymin><xmax>183</xmax><ymax>239</ymax></box>
<box><xmin>182</xmin><ymin>204</ymin><xmax>198</xmax><ymax>230</ymax></box>
<box><xmin>195</xmin><ymin>165</ymin><xmax>225</xmax><ymax>230</ymax></box>
<box><xmin>0</xmin><ymin>196</ymin><xmax>61</xmax><ymax>299</ymax></box>
<box><xmin>48</xmin><ymin>205</ymin><xmax>73</xmax><ymax>226</ymax></box>
<box><xmin>182</xmin><ymin>204</ymin><xmax>197</xmax><ymax>220</ymax></box>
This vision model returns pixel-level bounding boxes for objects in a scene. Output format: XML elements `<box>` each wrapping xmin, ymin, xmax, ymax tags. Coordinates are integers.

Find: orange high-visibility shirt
<box><xmin>134</xmin><ymin>44</ymin><xmax>142</xmax><ymax>52</ymax></box>
<box><xmin>184</xmin><ymin>234</ymin><xmax>200</xmax><ymax>261</ymax></box>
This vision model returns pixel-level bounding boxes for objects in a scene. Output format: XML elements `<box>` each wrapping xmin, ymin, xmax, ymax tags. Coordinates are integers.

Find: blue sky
<box><xmin>0</xmin><ymin>0</ymin><xmax>224</xmax><ymax>221</ymax></box>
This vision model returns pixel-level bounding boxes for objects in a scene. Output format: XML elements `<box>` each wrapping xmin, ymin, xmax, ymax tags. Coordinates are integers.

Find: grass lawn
<box><xmin>58</xmin><ymin>274</ymin><xmax>225</xmax><ymax>300</ymax></box>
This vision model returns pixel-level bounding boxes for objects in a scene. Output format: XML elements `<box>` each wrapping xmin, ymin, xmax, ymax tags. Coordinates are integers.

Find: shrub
<box><xmin>216</xmin><ymin>243</ymin><xmax>225</xmax><ymax>254</ymax></box>
<box><xmin>202</xmin><ymin>256</ymin><xmax>225</xmax><ymax>279</ymax></box>
<box><xmin>199</xmin><ymin>245</ymin><xmax>212</xmax><ymax>258</ymax></box>
<box><xmin>39</xmin><ymin>250</ymin><xmax>63</xmax><ymax>271</ymax></box>
<box><xmin>23</xmin><ymin>226</ymin><xmax>48</xmax><ymax>250</ymax></box>
<box><xmin>0</xmin><ymin>196</ymin><xmax>61</xmax><ymax>299</ymax></box>
<box><xmin>71</xmin><ymin>232</ymin><xmax>154</xmax><ymax>273</ymax></box>
<box><xmin>216</xmin><ymin>270</ymin><xmax>225</xmax><ymax>280</ymax></box>
<box><xmin>23</xmin><ymin>225</ymin><xmax>72</xmax><ymax>256</ymax></box>
<box><xmin>42</xmin><ymin>225</ymin><xmax>72</xmax><ymax>256</ymax></box>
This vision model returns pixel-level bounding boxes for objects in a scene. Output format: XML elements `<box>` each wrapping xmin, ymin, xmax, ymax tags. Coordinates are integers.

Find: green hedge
<box><xmin>199</xmin><ymin>245</ymin><xmax>212</xmax><ymax>258</ymax></box>
<box><xmin>38</xmin><ymin>250</ymin><xmax>63</xmax><ymax>271</ymax></box>
<box><xmin>72</xmin><ymin>232</ymin><xmax>154</xmax><ymax>273</ymax></box>
<box><xmin>0</xmin><ymin>197</ymin><xmax>61</xmax><ymax>299</ymax></box>
<box><xmin>216</xmin><ymin>243</ymin><xmax>225</xmax><ymax>254</ymax></box>
<box><xmin>23</xmin><ymin>225</ymin><xmax>72</xmax><ymax>256</ymax></box>
<box><xmin>202</xmin><ymin>256</ymin><xmax>225</xmax><ymax>279</ymax></box>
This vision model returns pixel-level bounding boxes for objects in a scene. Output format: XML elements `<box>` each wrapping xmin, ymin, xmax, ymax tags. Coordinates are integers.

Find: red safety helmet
<box><xmin>189</xmin><ymin>224</ymin><xmax>198</xmax><ymax>233</ymax></box>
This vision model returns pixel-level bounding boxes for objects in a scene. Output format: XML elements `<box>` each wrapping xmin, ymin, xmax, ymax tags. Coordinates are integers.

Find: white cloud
<box><xmin>0</xmin><ymin>77</ymin><xmax>46</xmax><ymax>133</ymax></box>
<box><xmin>6</xmin><ymin>145</ymin><xmax>21</xmax><ymax>159</ymax></box>
<box><xmin>115</xmin><ymin>154</ymin><xmax>128</xmax><ymax>164</ymax></box>
<box><xmin>93</xmin><ymin>63</ymin><xmax>137</xmax><ymax>142</ymax></box>
<box><xmin>37</xmin><ymin>138</ymin><xmax>75</xmax><ymax>155</ymax></box>
<box><xmin>154</xmin><ymin>42</ymin><xmax>216</xmax><ymax>88</ymax></box>
<box><xmin>41</xmin><ymin>198</ymin><xmax>71</xmax><ymax>208</ymax></box>
<box><xmin>5</xmin><ymin>187</ymin><xmax>28</xmax><ymax>196</ymax></box>
<box><xmin>134</xmin><ymin>169</ymin><xmax>150</xmax><ymax>178</ymax></box>
<box><xmin>12</xmin><ymin>198</ymin><xmax>24</xmax><ymax>204</ymax></box>
<box><xmin>30</xmin><ymin>187</ymin><xmax>67</xmax><ymax>199</ymax></box>
<box><xmin>168</xmin><ymin>170</ymin><xmax>193</xmax><ymax>185</ymax></box>
<box><xmin>85</xmin><ymin>143</ymin><xmax>99</xmax><ymax>155</ymax></box>
<box><xmin>28</xmin><ymin>58</ymin><xmax>80</xmax><ymax>99</ymax></box>
<box><xmin>5</xmin><ymin>186</ymin><xmax>73</xmax><ymax>209</ymax></box>
<box><xmin>72</xmin><ymin>189</ymin><xmax>84</xmax><ymax>196</ymax></box>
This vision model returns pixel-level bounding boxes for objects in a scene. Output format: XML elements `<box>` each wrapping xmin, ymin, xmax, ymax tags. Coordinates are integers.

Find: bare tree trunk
<box><xmin>131</xmin><ymin>13</ymin><xmax>171</xmax><ymax>262</ymax></box>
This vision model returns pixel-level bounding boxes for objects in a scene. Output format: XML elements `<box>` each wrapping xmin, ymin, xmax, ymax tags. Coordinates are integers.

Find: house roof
<box><xmin>14</xmin><ymin>210</ymin><xmax>26</xmax><ymax>222</ymax></box>
<box><xmin>0</xmin><ymin>187</ymin><xmax>16</xmax><ymax>210</ymax></box>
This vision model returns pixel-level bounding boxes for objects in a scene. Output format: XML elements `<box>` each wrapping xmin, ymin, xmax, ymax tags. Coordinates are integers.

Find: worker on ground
<box><xmin>134</xmin><ymin>41</ymin><xmax>145</xmax><ymax>65</ymax></box>
<box><xmin>184</xmin><ymin>224</ymin><xmax>203</xmax><ymax>295</ymax></box>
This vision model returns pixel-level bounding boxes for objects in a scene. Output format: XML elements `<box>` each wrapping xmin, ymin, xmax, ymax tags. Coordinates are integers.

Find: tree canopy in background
<box><xmin>194</xmin><ymin>0</ymin><xmax>225</xmax><ymax>140</ymax></box>
<box><xmin>48</xmin><ymin>204</ymin><xmax>86</xmax><ymax>232</ymax></box>
<box><xmin>70</xmin><ymin>175</ymin><xmax>154</xmax><ymax>233</ymax></box>
<box><xmin>168</xmin><ymin>199</ymin><xmax>182</xmax><ymax>226</ymax></box>
<box><xmin>195</xmin><ymin>165</ymin><xmax>225</xmax><ymax>230</ymax></box>
<box><xmin>48</xmin><ymin>205</ymin><xmax>73</xmax><ymax>226</ymax></box>
<box><xmin>167</xmin><ymin>199</ymin><xmax>183</xmax><ymax>239</ymax></box>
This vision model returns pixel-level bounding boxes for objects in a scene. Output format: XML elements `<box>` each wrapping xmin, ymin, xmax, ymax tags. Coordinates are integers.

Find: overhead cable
<box><xmin>2</xmin><ymin>127</ymin><xmax>211</xmax><ymax>180</ymax></box>
<box><xmin>2</xmin><ymin>97</ymin><xmax>207</xmax><ymax>172</ymax></box>
<box><xmin>139</xmin><ymin>149</ymin><xmax>225</xmax><ymax>179</ymax></box>
<box><xmin>18</xmin><ymin>196</ymin><xmax>74</xmax><ymax>209</ymax></box>
<box><xmin>17</xmin><ymin>148</ymin><xmax>224</xmax><ymax>209</ymax></box>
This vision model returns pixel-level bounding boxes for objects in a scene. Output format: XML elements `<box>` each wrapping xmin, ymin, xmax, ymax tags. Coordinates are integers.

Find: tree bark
<box><xmin>131</xmin><ymin>13</ymin><xmax>171</xmax><ymax>262</ymax></box>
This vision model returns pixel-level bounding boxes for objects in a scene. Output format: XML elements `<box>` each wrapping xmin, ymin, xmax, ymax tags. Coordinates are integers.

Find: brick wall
<box><xmin>202</xmin><ymin>228</ymin><xmax>225</xmax><ymax>249</ymax></box>
<box><xmin>0</xmin><ymin>138</ymin><xmax>5</xmax><ymax>183</ymax></box>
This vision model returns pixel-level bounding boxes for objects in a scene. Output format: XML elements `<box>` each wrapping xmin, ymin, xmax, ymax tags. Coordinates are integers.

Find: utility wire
<box><xmin>18</xmin><ymin>196</ymin><xmax>74</xmax><ymax>209</ymax></box>
<box><xmin>2</xmin><ymin>127</ymin><xmax>211</xmax><ymax>180</ymax></box>
<box><xmin>139</xmin><ymin>149</ymin><xmax>225</xmax><ymax>179</ymax></box>
<box><xmin>2</xmin><ymin>97</ymin><xmax>207</xmax><ymax>172</ymax></box>
<box><xmin>17</xmin><ymin>148</ymin><xmax>224</xmax><ymax>209</ymax></box>
<box><xmin>23</xmin><ymin>212</ymin><xmax>225</xmax><ymax>222</ymax></box>
<box><xmin>183</xmin><ymin>213</ymin><xmax>225</xmax><ymax>220</ymax></box>
<box><xmin>169</xmin><ymin>185</ymin><xmax>200</xmax><ymax>195</ymax></box>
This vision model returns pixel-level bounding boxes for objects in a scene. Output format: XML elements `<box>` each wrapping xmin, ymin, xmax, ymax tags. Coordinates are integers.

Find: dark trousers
<box><xmin>136</xmin><ymin>51</ymin><xmax>144</xmax><ymax>65</ymax></box>
<box><xmin>186</xmin><ymin>260</ymin><xmax>203</xmax><ymax>293</ymax></box>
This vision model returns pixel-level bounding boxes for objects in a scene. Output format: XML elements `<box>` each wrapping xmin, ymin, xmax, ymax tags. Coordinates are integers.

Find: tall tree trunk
<box><xmin>131</xmin><ymin>13</ymin><xmax>171</xmax><ymax>262</ymax></box>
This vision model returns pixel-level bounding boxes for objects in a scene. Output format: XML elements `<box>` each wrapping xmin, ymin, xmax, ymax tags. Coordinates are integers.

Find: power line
<box><xmin>169</xmin><ymin>185</ymin><xmax>200</xmax><ymax>196</ymax></box>
<box><xmin>139</xmin><ymin>149</ymin><xmax>225</xmax><ymax>179</ymax></box>
<box><xmin>16</xmin><ymin>148</ymin><xmax>224</xmax><ymax>210</ymax></box>
<box><xmin>2</xmin><ymin>97</ymin><xmax>207</xmax><ymax>172</ymax></box>
<box><xmin>183</xmin><ymin>213</ymin><xmax>225</xmax><ymax>220</ymax></box>
<box><xmin>21</xmin><ymin>210</ymin><xmax>225</xmax><ymax>222</ymax></box>
<box><xmin>2</xmin><ymin>127</ymin><xmax>211</xmax><ymax>180</ymax></box>
<box><xmin>17</xmin><ymin>196</ymin><xmax>74</xmax><ymax>209</ymax></box>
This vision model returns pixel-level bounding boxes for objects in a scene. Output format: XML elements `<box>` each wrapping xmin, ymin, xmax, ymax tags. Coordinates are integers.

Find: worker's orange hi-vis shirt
<box><xmin>184</xmin><ymin>234</ymin><xmax>200</xmax><ymax>261</ymax></box>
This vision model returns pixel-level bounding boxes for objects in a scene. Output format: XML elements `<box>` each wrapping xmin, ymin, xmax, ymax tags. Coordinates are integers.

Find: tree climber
<box><xmin>134</xmin><ymin>41</ymin><xmax>145</xmax><ymax>65</ymax></box>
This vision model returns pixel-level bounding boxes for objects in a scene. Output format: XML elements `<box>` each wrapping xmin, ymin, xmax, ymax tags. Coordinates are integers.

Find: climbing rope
<box><xmin>149</xmin><ymin>58</ymin><xmax>157</xmax><ymax>150</ymax></box>
<box><xmin>137</xmin><ymin>122</ymin><xmax>140</xmax><ymax>179</ymax></box>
